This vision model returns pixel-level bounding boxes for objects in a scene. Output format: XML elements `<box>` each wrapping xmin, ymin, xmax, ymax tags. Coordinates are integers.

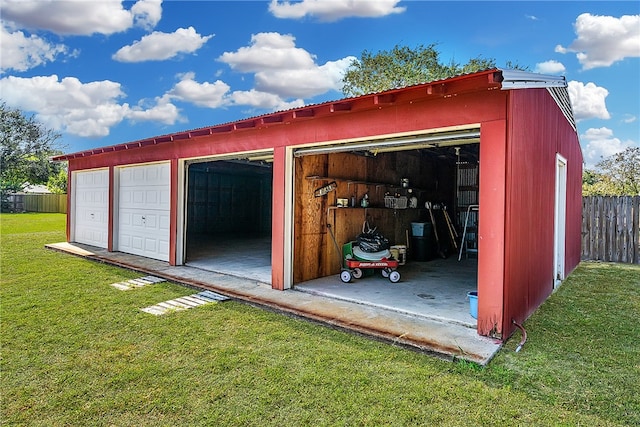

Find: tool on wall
<box><xmin>442</xmin><ymin>204</ymin><xmax>458</xmax><ymax>250</ymax></box>
<box><xmin>426</xmin><ymin>201</ymin><xmax>447</xmax><ymax>259</ymax></box>
<box><xmin>314</xmin><ymin>181</ymin><xmax>337</xmax><ymax>197</ymax></box>
<box><xmin>327</xmin><ymin>223</ymin><xmax>344</xmax><ymax>271</ymax></box>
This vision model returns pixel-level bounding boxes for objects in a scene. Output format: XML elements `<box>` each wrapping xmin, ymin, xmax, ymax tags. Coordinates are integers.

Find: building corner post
<box><xmin>271</xmin><ymin>147</ymin><xmax>286</xmax><ymax>290</ymax></box>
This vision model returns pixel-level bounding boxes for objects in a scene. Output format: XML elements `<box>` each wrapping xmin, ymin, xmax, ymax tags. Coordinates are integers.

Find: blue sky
<box><xmin>1</xmin><ymin>1</ymin><xmax>638</xmax><ymax>168</ymax></box>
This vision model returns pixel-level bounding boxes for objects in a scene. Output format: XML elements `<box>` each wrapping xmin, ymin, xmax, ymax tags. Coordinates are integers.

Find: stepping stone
<box><xmin>141</xmin><ymin>291</ymin><xmax>229</xmax><ymax>316</ymax></box>
<box><xmin>110</xmin><ymin>282</ymin><xmax>134</xmax><ymax>291</ymax></box>
<box><xmin>110</xmin><ymin>275</ymin><xmax>166</xmax><ymax>291</ymax></box>
<box><xmin>141</xmin><ymin>276</ymin><xmax>166</xmax><ymax>283</ymax></box>
<box><xmin>196</xmin><ymin>290</ymin><xmax>230</xmax><ymax>302</ymax></box>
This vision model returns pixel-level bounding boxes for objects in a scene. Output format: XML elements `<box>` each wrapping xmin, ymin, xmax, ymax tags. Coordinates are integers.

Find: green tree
<box><xmin>341</xmin><ymin>44</ymin><xmax>523</xmax><ymax>97</ymax></box>
<box><xmin>582</xmin><ymin>169</ymin><xmax>611</xmax><ymax>196</ymax></box>
<box><xmin>1</xmin><ymin>102</ymin><xmax>64</xmax><ymax>207</ymax></box>
<box><xmin>583</xmin><ymin>147</ymin><xmax>640</xmax><ymax>195</ymax></box>
<box><xmin>46</xmin><ymin>167</ymin><xmax>68</xmax><ymax>194</ymax></box>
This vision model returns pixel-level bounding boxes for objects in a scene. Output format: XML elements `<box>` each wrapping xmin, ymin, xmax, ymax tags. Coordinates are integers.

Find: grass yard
<box><xmin>1</xmin><ymin>213</ymin><xmax>639</xmax><ymax>426</ymax></box>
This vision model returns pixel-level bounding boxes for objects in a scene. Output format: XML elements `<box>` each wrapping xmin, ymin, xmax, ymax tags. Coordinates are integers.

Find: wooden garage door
<box><xmin>117</xmin><ymin>162</ymin><xmax>170</xmax><ymax>261</ymax></box>
<box><xmin>73</xmin><ymin>169</ymin><xmax>109</xmax><ymax>248</ymax></box>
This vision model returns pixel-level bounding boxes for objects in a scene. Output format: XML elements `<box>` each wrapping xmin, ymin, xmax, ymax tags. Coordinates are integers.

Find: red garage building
<box><xmin>54</xmin><ymin>69</ymin><xmax>582</xmax><ymax>351</ymax></box>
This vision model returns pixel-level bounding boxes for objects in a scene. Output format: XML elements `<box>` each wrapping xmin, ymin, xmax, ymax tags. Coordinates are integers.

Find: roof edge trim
<box><xmin>499</xmin><ymin>69</ymin><xmax>567</xmax><ymax>90</ymax></box>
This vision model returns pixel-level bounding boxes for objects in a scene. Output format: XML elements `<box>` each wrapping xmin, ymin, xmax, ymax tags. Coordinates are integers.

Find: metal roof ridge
<box><xmin>497</xmin><ymin>68</ymin><xmax>567</xmax><ymax>89</ymax></box>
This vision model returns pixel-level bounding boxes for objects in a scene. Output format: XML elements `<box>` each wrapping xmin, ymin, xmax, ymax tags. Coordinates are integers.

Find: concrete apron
<box><xmin>46</xmin><ymin>242</ymin><xmax>502</xmax><ymax>365</ymax></box>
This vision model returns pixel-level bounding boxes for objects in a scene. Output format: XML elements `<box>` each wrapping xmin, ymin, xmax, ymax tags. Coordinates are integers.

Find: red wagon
<box><xmin>340</xmin><ymin>242</ymin><xmax>401</xmax><ymax>283</ymax></box>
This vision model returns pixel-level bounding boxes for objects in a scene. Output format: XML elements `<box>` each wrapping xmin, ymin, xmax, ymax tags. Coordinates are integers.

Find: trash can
<box><xmin>410</xmin><ymin>222</ymin><xmax>433</xmax><ymax>261</ymax></box>
<box><xmin>411</xmin><ymin>222</ymin><xmax>429</xmax><ymax>237</ymax></box>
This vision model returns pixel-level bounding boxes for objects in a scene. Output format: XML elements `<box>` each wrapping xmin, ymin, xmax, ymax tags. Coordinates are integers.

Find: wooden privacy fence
<box><xmin>6</xmin><ymin>194</ymin><xmax>67</xmax><ymax>214</ymax></box>
<box><xmin>582</xmin><ymin>196</ymin><xmax>640</xmax><ymax>264</ymax></box>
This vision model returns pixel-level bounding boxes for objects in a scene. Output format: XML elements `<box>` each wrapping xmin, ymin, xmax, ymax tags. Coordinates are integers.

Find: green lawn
<box><xmin>1</xmin><ymin>213</ymin><xmax>638</xmax><ymax>426</ymax></box>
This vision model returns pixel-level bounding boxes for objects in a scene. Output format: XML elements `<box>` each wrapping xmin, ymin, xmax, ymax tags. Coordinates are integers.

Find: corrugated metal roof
<box><xmin>496</xmin><ymin>69</ymin><xmax>575</xmax><ymax>132</ymax></box>
<box><xmin>547</xmin><ymin>86</ymin><xmax>577</xmax><ymax>132</ymax></box>
<box><xmin>19</xmin><ymin>184</ymin><xmax>51</xmax><ymax>194</ymax></box>
<box><xmin>53</xmin><ymin>68</ymin><xmax>576</xmax><ymax>161</ymax></box>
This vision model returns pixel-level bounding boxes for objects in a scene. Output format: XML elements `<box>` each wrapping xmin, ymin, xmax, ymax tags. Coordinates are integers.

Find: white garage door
<box><xmin>74</xmin><ymin>169</ymin><xmax>109</xmax><ymax>248</ymax></box>
<box><xmin>117</xmin><ymin>162</ymin><xmax>171</xmax><ymax>261</ymax></box>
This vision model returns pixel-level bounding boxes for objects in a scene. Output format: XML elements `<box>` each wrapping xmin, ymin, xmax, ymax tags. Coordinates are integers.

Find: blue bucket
<box><xmin>467</xmin><ymin>291</ymin><xmax>478</xmax><ymax>319</ymax></box>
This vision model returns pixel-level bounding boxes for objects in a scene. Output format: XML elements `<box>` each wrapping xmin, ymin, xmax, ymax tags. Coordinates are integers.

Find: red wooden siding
<box><xmin>477</xmin><ymin>119</ymin><xmax>508</xmax><ymax>337</ymax></box>
<box><xmin>65</xmin><ymin>168</ymin><xmax>72</xmax><ymax>242</ymax></box>
<box><xmin>562</xmin><ymin>129</ymin><xmax>583</xmax><ymax>274</ymax></box>
<box><xmin>63</xmin><ymin>72</ymin><xmax>505</xmax><ymax>173</ymax></box>
<box><xmin>108</xmin><ymin>166</ymin><xmax>115</xmax><ymax>252</ymax></box>
<box><xmin>169</xmin><ymin>159</ymin><xmax>179</xmax><ymax>266</ymax></box>
<box><xmin>271</xmin><ymin>146</ymin><xmax>287</xmax><ymax>290</ymax></box>
<box><xmin>502</xmin><ymin>89</ymin><xmax>582</xmax><ymax>339</ymax></box>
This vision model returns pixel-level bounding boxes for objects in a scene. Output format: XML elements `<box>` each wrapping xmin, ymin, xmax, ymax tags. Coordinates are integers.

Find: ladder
<box><xmin>458</xmin><ymin>204</ymin><xmax>479</xmax><ymax>261</ymax></box>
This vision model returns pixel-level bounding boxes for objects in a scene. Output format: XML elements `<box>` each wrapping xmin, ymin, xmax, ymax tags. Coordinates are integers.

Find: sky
<box><xmin>1</xmin><ymin>0</ymin><xmax>638</xmax><ymax>169</ymax></box>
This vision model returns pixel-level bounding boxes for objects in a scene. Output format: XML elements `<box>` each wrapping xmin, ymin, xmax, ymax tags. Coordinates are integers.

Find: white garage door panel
<box><xmin>74</xmin><ymin>169</ymin><xmax>109</xmax><ymax>248</ymax></box>
<box><xmin>117</xmin><ymin>209</ymin><xmax>170</xmax><ymax>261</ymax></box>
<box><xmin>120</xmin><ymin>163</ymin><xmax>170</xmax><ymax>187</ymax></box>
<box><xmin>117</xmin><ymin>163</ymin><xmax>170</xmax><ymax>262</ymax></box>
<box><xmin>119</xmin><ymin>186</ymin><xmax>171</xmax><ymax>210</ymax></box>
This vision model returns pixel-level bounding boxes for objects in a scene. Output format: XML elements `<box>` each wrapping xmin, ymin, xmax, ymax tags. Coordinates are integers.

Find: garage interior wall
<box><xmin>293</xmin><ymin>148</ymin><xmax>476</xmax><ymax>284</ymax></box>
<box><xmin>186</xmin><ymin>161</ymin><xmax>272</xmax><ymax>238</ymax></box>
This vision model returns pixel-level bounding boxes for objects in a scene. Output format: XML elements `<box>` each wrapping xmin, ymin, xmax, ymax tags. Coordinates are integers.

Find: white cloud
<box><xmin>131</xmin><ymin>0</ymin><xmax>163</xmax><ymax>31</ymax></box>
<box><xmin>0</xmin><ymin>74</ymin><xmax>180</xmax><ymax>137</ymax></box>
<box><xmin>1</xmin><ymin>0</ymin><xmax>162</xmax><ymax>35</ymax></box>
<box><xmin>0</xmin><ymin>24</ymin><xmax>71</xmax><ymax>72</ymax></box>
<box><xmin>269</xmin><ymin>0</ymin><xmax>405</xmax><ymax>22</ymax></box>
<box><xmin>113</xmin><ymin>27</ymin><xmax>213</xmax><ymax>62</ymax></box>
<box><xmin>0</xmin><ymin>74</ymin><xmax>127</xmax><ymax>136</ymax></box>
<box><xmin>127</xmin><ymin>94</ymin><xmax>183</xmax><ymax>125</ymax></box>
<box><xmin>219</xmin><ymin>32</ymin><xmax>355</xmax><ymax>99</ymax></box>
<box><xmin>581</xmin><ymin>127</ymin><xmax>634</xmax><ymax>168</ymax></box>
<box><xmin>621</xmin><ymin>114</ymin><xmax>637</xmax><ymax>124</ymax></box>
<box><xmin>166</xmin><ymin>73</ymin><xmax>231</xmax><ymax>108</ymax></box>
<box><xmin>534</xmin><ymin>60</ymin><xmax>565</xmax><ymax>75</ymax></box>
<box><xmin>254</xmin><ymin>57</ymin><xmax>355</xmax><ymax>98</ymax></box>
<box><xmin>568</xmin><ymin>80</ymin><xmax>610</xmax><ymax>121</ymax></box>
<box><xmin>229</xmin><ymin>90</ymin><xmax>305</xmax><ymax>111</ymax></box>
<box><xmin>164</xmin><ymin>71</ymin><xmax>308</xmax><ymax>112</ymax></box>
<box><xmin>555</xmin><ymin>13</ymin><xmax>640</xmax><ymax>70</ymax></box>
<box><xmin>219</xmin><ymin>33</ymin><xmax>316</xmax><ymax>72</ymax></box>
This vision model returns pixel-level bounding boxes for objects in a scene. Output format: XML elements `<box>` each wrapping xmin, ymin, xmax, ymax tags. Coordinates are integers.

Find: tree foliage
<box><xmin>1</xmin><ymin>102</ymin><xmax>64</xmax><ymax>200</ymax></box>
<box><xmin>583</xmin><ymin>147</ymin><xmax>640</xmax><ymax>196</ymax></box>
<box><xmin>341</xmin><ymin>44</ymin><xmax>521</xmax><ymax>97</ymax></box>
<box><xmin>46</xmin><ymin>167</ymin><xmax>69</xmax><ymax>194</ymax></box>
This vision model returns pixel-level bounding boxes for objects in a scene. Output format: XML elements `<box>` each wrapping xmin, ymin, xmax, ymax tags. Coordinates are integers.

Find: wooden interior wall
<box><xmin>294</xmin><ymin>150</ymin><xmax>456</xmax><ymax>284</ymax></box>
<box><xmin>294</xmin><ymin>154</ymin><xmax>331</xmax><ymax>282</ymax></box>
